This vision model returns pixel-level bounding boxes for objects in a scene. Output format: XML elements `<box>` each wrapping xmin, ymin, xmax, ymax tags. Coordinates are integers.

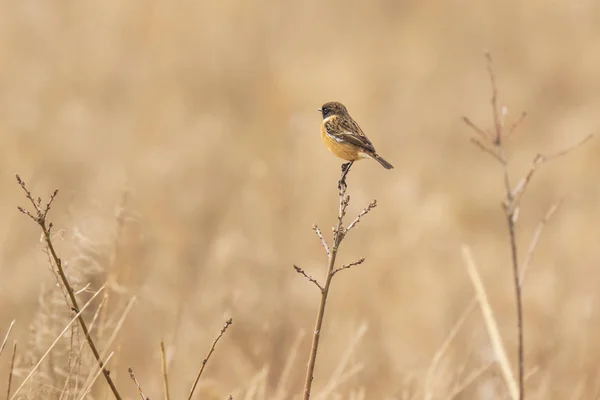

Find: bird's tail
<box><xmin>371</xmin><ymin>153</ymin><xmax>394</xmax><ymax>170</ymax></box>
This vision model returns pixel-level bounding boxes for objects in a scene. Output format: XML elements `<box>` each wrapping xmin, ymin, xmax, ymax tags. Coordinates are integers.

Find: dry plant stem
<box><xmin>15</xmin><ymin>175</ymin><xmax>122</xmax><ymax>400</ymax></box>
<box><xmin>463</xmin><ymin>54</ymin><xmax>593</xmax><ymax>400</ymax></box>
<box><xmin>462</xmin><ymin>246</ymin><xmax>518</xmax><ymax>400</ymax></box>
<box><xmin>160</xmin><ymin>340</ymin><xmax>171</xmax><ymax>400</ymax></box>
<box><xmin>424</xmin><ymin>298</ymin><xmax>478</xmax><ymax>400</ymax></box>
<box><xmin>6</xmin><ymin>342</ymin><xmax>16</xmax><ymax>400</ymax></box>
<box><xmin>11</xmin><ymin>285</ymin><xmax>106</xmax><ymax>400</ymax></box>
<box><xmin>77</xmin><ymin>352</ymin><xmax>115</xmax><ymax>400</ymax></box>
<box><xmin>301</xmin><ymin>252</ymin><xmax>338</xmax><ymax>400</ymax></box>
<box><xmin>299</xmin><ymin>166</ymin><xmax>376</xmax><ymax>400</ymax></box>
<box><xmin>187</xmin><ymin>318</ymin><xmax>233</xmax><ymax>400</ymax></box>
<box><xmin>0</xmin><ymin>320</ymin><xmax>15</xmax><ymax>358</ymax></box>
<box><xmin>519</xmin><ymin>201</ymin><xmax>561</xmax><ymax>287</ymax></box>
<box><xmin>128</xmin><ymin>368</ymin><xmax>148</xmax><ymax>400</ymax></box>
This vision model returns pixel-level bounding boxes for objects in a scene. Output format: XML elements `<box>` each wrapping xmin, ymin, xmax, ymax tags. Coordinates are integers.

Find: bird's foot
<box><xmin>338</xmin><ymin>162</ymin><xmax>353</xmax><ymax>191</ymax></box>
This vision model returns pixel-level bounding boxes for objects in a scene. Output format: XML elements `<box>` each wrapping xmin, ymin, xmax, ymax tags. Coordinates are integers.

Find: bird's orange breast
<box><xmin>320</xmin><ymin>124</ymin><xmax>362</xmax><ymax>161</ymax></box>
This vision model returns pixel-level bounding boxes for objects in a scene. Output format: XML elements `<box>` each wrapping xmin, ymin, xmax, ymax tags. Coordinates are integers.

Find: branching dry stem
<box><xmin>463</xmin><ymin>54</ymin><xmax>593</xmax><ymax>400</ymax></box>
<box><xmin>15</xmin><ymin>175</ymin><xmax>123</xmax><ymax>400</ymax></box>
<box><xmin>297</xmin><ymin>166</ymin><xmax>377</xmax><ymax>399</ymax></box>
<box><xmin>187</xmin><ymin>318</ymin><xmax>233</xmax><ymax>400</ymax></box>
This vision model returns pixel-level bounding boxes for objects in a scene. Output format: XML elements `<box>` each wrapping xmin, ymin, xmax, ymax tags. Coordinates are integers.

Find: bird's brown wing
<box><xmin>324</xmin><ymin>117</ymin><xmax>376</xmax><ymax>153</ymax></box>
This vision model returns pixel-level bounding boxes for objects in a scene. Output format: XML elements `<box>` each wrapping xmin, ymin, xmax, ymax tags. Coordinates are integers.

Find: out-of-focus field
<box><xmin>1</xmin><ymin>1</ymin><xmax>600</xmax><ymax>399</ymax></box>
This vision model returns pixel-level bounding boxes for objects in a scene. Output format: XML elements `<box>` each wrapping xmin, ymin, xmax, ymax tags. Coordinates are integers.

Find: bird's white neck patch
<box><xmin>323</xmin><ymin>115</ymin><xmax>335</xmax><ymax>123</ymax></box>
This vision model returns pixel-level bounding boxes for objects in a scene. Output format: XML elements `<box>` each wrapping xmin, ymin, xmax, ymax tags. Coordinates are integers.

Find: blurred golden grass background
<box><xmin>1</xmin><ymin>0</ymin><xmax>600</xmax><ymax>398</ymax></box>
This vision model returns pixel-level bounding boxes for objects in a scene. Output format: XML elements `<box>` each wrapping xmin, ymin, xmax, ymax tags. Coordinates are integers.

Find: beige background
<box><xmin>1</xmin><ymin>1</ymin><xmax>600</xmax><ymax>399</ymax></box>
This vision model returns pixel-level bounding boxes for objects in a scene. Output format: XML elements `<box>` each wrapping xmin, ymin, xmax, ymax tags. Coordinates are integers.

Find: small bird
<box><xmin>318</xmin><ymin>101</ymin><xmax>394</xmax><ymax>170</ymax></box>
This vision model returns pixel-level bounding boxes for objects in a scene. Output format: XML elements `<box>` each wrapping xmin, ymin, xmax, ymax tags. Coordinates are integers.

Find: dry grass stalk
<box><xmin>461</xmin><ymin>245</ymin><xmax>518</xmax><ymax>400</ymax></box>
<box><xmin>160</xmin><ymin>339</ymin><xmax>171</xmax><ymax>400</ymax></box>
<box><xmin>6</xmin><ymin>341</ymin><xmax>17</xmax><ymax>400</ymax></box>
<box><xmin>295</xmin><ymin>164</ymin><xmax>377</xmax><ymax>399</ymax></box>
<box><xmin>424</xmin><ymin>298</ymin><xmax>477</xmax><ymax>400</ymax></box>
<box><xmin>77</xmin><ymin>352</ymin><xmax>115</xmax><ymax>400</ymax></box>
<box><xmin>10</xmin><ymin>285</ymin><xmax>105</xmax><ymax>400</ymax></box>
<box><xmin>273</xmin><ymin>330</ymin><xmax>306</xmax><ymax>400</ymax></box>
<box><xmin>0</xmin><ymin>320</ymin><xmax>15</xmax><ymax>360</ymax></box>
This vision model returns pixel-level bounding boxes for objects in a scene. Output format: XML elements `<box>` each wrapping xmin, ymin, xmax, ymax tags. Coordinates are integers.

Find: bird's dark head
<box><xmin>318</xmin><ymin>101</ymin><xmax>348</xmax><ymax>119</ymax></box>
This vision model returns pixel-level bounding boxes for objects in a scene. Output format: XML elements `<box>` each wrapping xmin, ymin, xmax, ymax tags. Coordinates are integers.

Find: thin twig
<box><xmin>294</xmin><ymin>265</ymin><xmax>324</xmax><ymax>291</ymax></box>
<box><xmin>77</xmin><ymin>352</ymin><xmax>115</xmax><ymax>400</ymax></box>
<box><xmin>274</xmin><ymin>331</ymin><xmax>306</xmax><ymax>400</ymax></box>
<box><xmin>129</xmin><ymin>368</ymin><xmax>149</xmax><ymax>400</ymax></box>
<box><xmin>6</xmin><ymin>341</ymin><xmax>16</xmax><ymax>400</ymax></box>
<box><xmin>462</xmin><ymin>116</ymin><xmax>491</xmax><ymax>142</ymax></box>
<box><xmin>519</xmin><ymin>201</ymin><xmax>561</xmax><ymax>287</ymax></box>
<box><xmin>484</xmin><ymin>52</ymin><xmax>501</xmax><ymax>143</ymax></box>
<box><xmin>506</xmin><ymin>112</ymin><xmax>528</xmax><ymax>138</ymax></box>
<box><xmin>346</xmin><ymin>201</ymin><xmax>377</xmax><ymax>232</ymax></box>
<box><xmin>461</xmin><ymin>246</ymin><xmax>518</xmax><ymax>400</ymax></box>
<box><xmin>63</xmin><ymin>294</ymin><xmax>108</xmax><ymax>400</ymax></box>
<box><xmin>467</xmin><ymin>137</ymin><xmax>503</xmax><ymax>163</ymax></box>
<box><xmin>0</xmin><ymin>320</ymin><xmax>15</xmax><ymax>358</ymax></box>
<box><xmin>315</xmin><ymin>323</ymin><xmax>367</xmax><ymax>400</ymax></box>
<box><xmin>15</xmin><ymin>175</ymin><xmax>122</xmax><ymax>400</ymax></box>
<box><xmin>446</xmin><ymin>360</ymin><xmax>495</xmax><ymax>400</ymax></box>
<box><xmin>187</xmin><ymin>318</ymin><xmax>233</xmax><ymax>400</ymax></box>
<box><xmin>511</xmin><ymin>134</ymin><xmax>594</xmax><ymax>205</ymax></box>
<box><xmin>11</xmin><ymin>285</ymin><xmax>106</xmax><ymax>400</ymax></box>
<box><xmin>160</xmin><ymin>340</ymin><xmax>171</xmax><ymax>400</ymax></box>
<box><xmin>332</xmin><ymin>258</ymin><xmax>365</xmax><ymax>276</ymax></box>
<box><xmin>313</xmin><ymin>225</ymin><xmax>330</xmax><ymax>257</ymax></box>
<box><xmin>424</xmin><ymin>298</ymin><xmax>478</xmax><ymax>400</ymax></box>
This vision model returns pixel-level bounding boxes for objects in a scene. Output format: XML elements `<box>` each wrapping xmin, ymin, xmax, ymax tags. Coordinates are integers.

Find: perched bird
<box><xmin>318</xmin><ymin>101</ymin><xmax>394</xmax><ymax>170</ymax></box>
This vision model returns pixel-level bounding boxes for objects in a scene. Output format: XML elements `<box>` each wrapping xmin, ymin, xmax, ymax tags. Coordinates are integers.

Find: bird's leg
<box><xmin>338</xmin><ymin>161</ymin><xmax>354</xmax><ymax>191</ymax></box>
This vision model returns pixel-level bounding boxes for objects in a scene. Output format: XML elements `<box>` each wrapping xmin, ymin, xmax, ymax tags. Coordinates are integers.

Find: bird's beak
<box><xmin>317</xmin><ymin>108</ymin><xmax>322</xmax><ymax>113</ymax></box>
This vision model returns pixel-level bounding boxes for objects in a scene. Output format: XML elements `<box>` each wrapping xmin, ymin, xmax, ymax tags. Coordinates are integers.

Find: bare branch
<box><xmin>544</xmin><ymin>133</ymin><xmax>594</xmax><ymax>160</ymax></box>
<box><xmin>42</xmin><ymin>189</ymin><xmax>59</xmax><ymax>219</ymax></box>
<box><xmin>462</xmin><ymin>116</ymin><xmax>491</xmax><ymax>141</ymax></box>
<box><xmin>15</xmin><ymin>177</ymin><xmax>123</xmax><ymax>400</ymax></box>
<box><xmin>313</xmin><ymin>225</ymin><xmax>330</xmax><ymax>257</ymax></box>
<box><xmin>468</xmin><ymin>137</ymin><xmax>503</xmax><ymax>163</ymax></box>
<box><xmin>512</xmin><ymin>134</ymin><xmax>594</xmax><ymax>204</ymax></box>
<box><xmin>15</xmin><ymin>175</ymin><xmax>39</xmax><ymax>216</ymax></box>
<box><xmin>187</xmin><ymin>318</ymin><xmax>233</xmax><ymax>400</ymax></box>
<box><xmin>346</xmin><ymin>201</ymin><xmax>377</xmax><ymax>232</ymax></box>
<box><xmin>128</xmin><ymin>368</ymin><xmax>149</xmax><ymax>400</ymax></box>
<box><xmin>485</xmin><ymin>52</ymin><xmax>502</xmax><ymax>143</ymax></box>
<box><xmin>506</xmin><ymin>112</ymin><xmax>528</xmax><ymax>138</ymax></box>
<box><xmin>332</xmin><ymin>258</ymin><xmax>365</xmax><ymax>276</ymax></box>
<box><xmin>519</xmin><ymin>200</ymin><xmax>562</xmax><ymax>287</ymax></box>
<box><xmin>293</xmin><ymin>265</ymin><xmax>323</xmax><ymax>291</ymax></box>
